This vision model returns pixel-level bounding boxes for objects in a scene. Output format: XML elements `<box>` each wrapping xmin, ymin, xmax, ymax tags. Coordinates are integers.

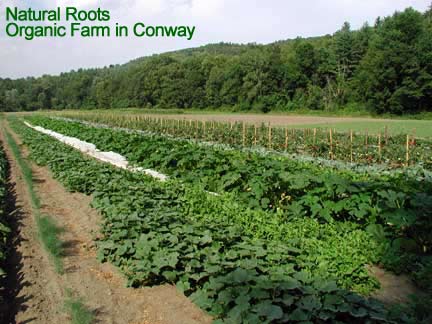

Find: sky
<box><xmin>0</xmin><ymin>0</ymin><xmax>430</xmax><ymax>78</ymax></box>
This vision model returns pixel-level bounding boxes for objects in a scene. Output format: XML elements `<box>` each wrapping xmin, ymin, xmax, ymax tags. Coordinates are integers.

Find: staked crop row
<box><xmin>52</xmin><ymin>112</ymin><xmax>432</xmax><ymax>169</ymax></box>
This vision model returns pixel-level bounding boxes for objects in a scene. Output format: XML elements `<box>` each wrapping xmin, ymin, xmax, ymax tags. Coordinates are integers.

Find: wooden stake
<box><xmin>384</xmin><ymin>126</ymin><xmax>388</xmax><ymax>145</ymax></box>
<box><xmin>329</xmin><ymin>128</ymin><xmax>333</xmax><ymax>160</ymax></box>
<box><xmin>365</xmin><ymin>129</ymin><xmax>369</xmax><ymax>152</ymax></box>
<box><xmin>333</xmin><ymin>129</ymin><xmax>336</xmax><ymax>156</ymax></box>
<box><xmin>350</xmin><ymin>130</ymin><xmax>353</xmax><ymax>163</ymax></box>
<box><xmin>268</xmin><ymin>124</ymin><xmax>272</xmax><ymax>149</ymax></box>
<box><xmin>203</xmin><ymin>121</ymin><xmax>206</xmax><ymax>139</ymax></box>
<box><xmin>285</xmin><ymin>128</ymin><xmax>288</xmax><ymax>150</ymax></box>
<box><xmin>313</xmin><ymin>128</ymin><xmax>317</xmax><ymax>145</ymax></box>
<box><xmin>242</xmin><ymin>122</ymin><xmax>246</xmax><ymax>146</ymax></box>
<box><xmin>254</xmin><ymin>124</ymin><xmax>257</xmax><ymax>146</ymax></box>
<box><xmin>406</xmin><ymin>134</ymin><xmax>410</xmax><ymax>167</ymax></box>
<box><xmin>378</xmin><ymin>133</ymin><xmax>382</xmax><ymax>162</ymax></box>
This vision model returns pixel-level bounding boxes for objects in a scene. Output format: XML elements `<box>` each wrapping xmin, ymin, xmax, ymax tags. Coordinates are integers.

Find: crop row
<box><xmin>0</xmin><ymin>144</ymin><xmax>10</xmax><ymax>313</ymax></box>
<box><xmin>52</xmin><ymin>112</ymin><xmax>432</xmax><ymax>169</ymax></box>
<box><xmin>9</xmin><ymin>116</ymin><xmax>419</xmax><ymax>323</ymax></box>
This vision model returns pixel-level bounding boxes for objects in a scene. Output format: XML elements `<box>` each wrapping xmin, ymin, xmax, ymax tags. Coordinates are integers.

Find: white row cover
<box><xmin>24</xmin><ymin>121</ymin><xmax>169</xmax><ymax>181</ymax></box>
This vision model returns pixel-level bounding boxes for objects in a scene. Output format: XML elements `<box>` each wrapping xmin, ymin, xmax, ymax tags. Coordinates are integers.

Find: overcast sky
<box><xmin>0</xmin><ymin>0</ymin><xmax>430</xmax><ymax>78</ymax></box>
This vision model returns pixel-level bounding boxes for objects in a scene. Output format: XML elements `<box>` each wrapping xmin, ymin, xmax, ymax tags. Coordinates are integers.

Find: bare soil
<box><xmin>138</xmin><ymin>113</ymin><xmax>391</xmax><ymax>126</ymax></box>
<box><xmin>368</xmin><ymin>265</ymin><xmax>421</xmax><ymax>305</ymax></box>
<box><xmin>1</xmin><ymin>121</ymin><xmax>212</xmax><ymax>324</ymax></box>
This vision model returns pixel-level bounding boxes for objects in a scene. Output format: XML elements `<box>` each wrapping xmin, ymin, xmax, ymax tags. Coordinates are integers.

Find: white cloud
<box><xmin>188</xmin><ymin>0</ymin><xmax>226</xmax><ymax>18</ymax></box>
<box><xmin>129</xmin><ymin>0</ymin><xmax>167</xmax><ymax>15</ymax></box>
<box><xmin>56</xmin><ymin>0</ymin><xmax>100</xmax><ymax>8</ymax></box>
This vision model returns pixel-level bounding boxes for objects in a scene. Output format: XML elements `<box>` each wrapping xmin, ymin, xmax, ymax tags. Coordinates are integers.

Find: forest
<box><xmin>0</xmin><ymin>6</ymin><xmax>431</xmax><ymax>115</ymax></box>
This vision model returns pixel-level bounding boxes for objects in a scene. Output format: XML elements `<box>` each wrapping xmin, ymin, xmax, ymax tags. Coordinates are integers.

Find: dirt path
<box><xmin>368</xmin><ymin>265</ymin><xmax>421</xmax><ymax>305</ymax></box>
<box><xmin>0</xmin><ymin>123</ymin><xmax>67</xmax><ymax>324</ymax></box>
<box><xmin>2</xmin><ymin>121</ymin><xmax>212</xmax><ymax>324</ymax></box>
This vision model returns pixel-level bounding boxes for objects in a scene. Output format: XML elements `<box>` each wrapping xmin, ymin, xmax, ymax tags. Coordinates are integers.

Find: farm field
<box><xmin>49</xmin><ymin>111</ymin><xmax>432</xmax><ymax>169</ymax></box>
<box><xmin>0</xmin><ymin>113</ymin><xmax>430</xmax><ymax>323</ymax></box>
<box><xmin>46</xmin><ymin>109</ymin><xmax>432</xmax><ymax>137</ymax></box>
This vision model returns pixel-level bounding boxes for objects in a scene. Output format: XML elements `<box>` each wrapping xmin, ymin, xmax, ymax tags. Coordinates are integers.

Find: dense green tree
<box><xmin>334</xmin><ymin>22</ymin><xmax>356</xmax><ymax>78</ymax></box>
<box><xmin>355</xmin><ymin>8</ymin><xmax>430</xmax><ymax>113</ymax></box>
<box><xmin>294</xmin><ymin>42</ymin><xmax>318</xmax><ymax>85</ymax></box>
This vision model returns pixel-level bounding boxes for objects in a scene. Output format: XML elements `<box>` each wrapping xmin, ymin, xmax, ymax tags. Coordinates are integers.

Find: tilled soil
<box><xmin>1</xmin><ymin>121</ymin><xmax>212</xmax><ymax>324</ymax></box>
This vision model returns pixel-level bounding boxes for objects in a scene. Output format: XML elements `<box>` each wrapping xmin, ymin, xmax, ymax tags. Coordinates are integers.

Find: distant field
<box><xmin>94</xmin><ymin>112</ymin><xmax>432</xmax><ymax>138</ymax></box>
<box><xmin>27</xmin><ymin>109</ymin><xmax>432</xmax><ymax>138</ymax></box>
<box><xmin>288</xmin><ymin>120</ymin><xmax>432</xmax><ymax>138</ymax></box>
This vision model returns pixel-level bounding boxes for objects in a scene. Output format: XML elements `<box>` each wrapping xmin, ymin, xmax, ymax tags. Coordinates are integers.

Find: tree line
<box><xmin>1</xmin><ymin>7</ymin><xmax>431</xmax><ymax>115</ymax></box>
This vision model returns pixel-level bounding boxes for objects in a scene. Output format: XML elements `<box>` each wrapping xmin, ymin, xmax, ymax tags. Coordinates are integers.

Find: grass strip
<box><xmin>64</xmin><ymin>289</ymin><xmax>95</xmax><ymax>324</ymax></box>
<box><xmin>4</xmin><ymin>129</ymin><xmax>40</xmax><ymax>210</ymax></box>
<box><xmin>36</xmin><ymin>215</ymin><xmax>64</xmax><ymax>274</ymax></box>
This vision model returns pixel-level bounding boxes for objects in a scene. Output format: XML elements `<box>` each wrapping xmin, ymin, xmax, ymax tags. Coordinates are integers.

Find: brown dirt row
<box><xmin>1</xmin><ymin>120</ymin><xmax>212</xmax><ymax>324</ymax></box>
